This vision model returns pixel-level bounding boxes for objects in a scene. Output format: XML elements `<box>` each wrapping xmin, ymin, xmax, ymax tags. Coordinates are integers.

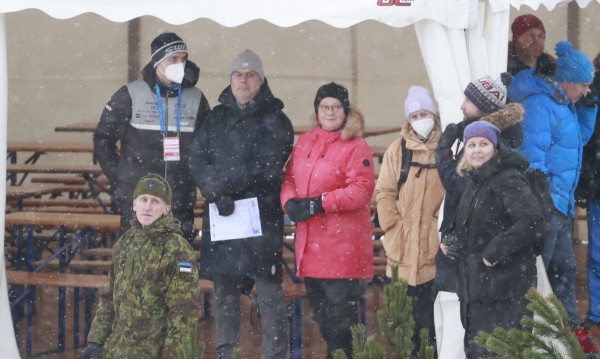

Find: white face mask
<box><xmin>411</xmin><ymin>117</ymin><xmax>435</xmax><ymax>138</ymax></box>
<box><xmin>164</xmin><ymin>63</ymin><xmax>185</xmax><ymax>84</ymax></box>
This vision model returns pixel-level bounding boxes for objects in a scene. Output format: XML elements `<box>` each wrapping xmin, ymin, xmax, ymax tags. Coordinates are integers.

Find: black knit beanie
<box><xmin>314</xmin><ymin>82</ymin><xmax>351</xmax><ymax>116</ymax></box>
<box><xmin>150</xmin><ymin>32</ymin><xmax>187</xmax><ymax>68</ymax></box>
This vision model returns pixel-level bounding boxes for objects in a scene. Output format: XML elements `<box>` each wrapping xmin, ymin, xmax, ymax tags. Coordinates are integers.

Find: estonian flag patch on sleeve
<box><xmin>178</xmin><ymin>262</ymin><xmax>192</xmax><ymax>273</ymax></box>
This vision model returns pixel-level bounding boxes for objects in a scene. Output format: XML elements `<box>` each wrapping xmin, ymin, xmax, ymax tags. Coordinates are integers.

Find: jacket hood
<box><xmin>141</xmin><ymin>60</ymin><xmax>201</xmax><ymax>92</ymax></box>
<box><xmin>508</xmin><ymin>68</ymin><xmax>569</xmax><ymax>105</ymax></box>
<box><xmin>217</xmin><ymin>78</ymin><xmax>285</xmax><ymax>115</ymax></box>
<box><xmin>309</xmin><ymin>108</ymin><xmax>365</xmax><ymax>140</ymax></box>
<box><xmin>480</xmin><ymin>103</ymin><xmax>524</xmax><ymax>131</ymax></box>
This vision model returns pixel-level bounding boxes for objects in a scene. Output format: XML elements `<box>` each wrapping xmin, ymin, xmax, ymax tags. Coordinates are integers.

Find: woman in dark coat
<box><xmin>447</xmin><ymin>120</ymin><xmax>543</xmax><ymax>358</ymax></box>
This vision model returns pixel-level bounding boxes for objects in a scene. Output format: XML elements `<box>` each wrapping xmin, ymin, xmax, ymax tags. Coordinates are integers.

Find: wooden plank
<box><xmin>5</xmin><ymin>270</ymin><xmax>215</xmax><ymax>293</ymax></box>
<box><xmin>7</xmin><ymin>140</ymin><xmax>93</xmax><ymax>153</ymax></box>
<box><xmin>370</xmin><ymin>145</ymin><xmax>387</xmax><ymax>161</ymax></box>
<box><xmin>20</xmin><ymin>198</ymin><xmax>112</xmax><ymax>208</ymax></box>
<box><xmin>54</xmin><ymin>122</ymin><xmax>96</xmax><ymax>133</ymax></box>
<box><xmin>6</xmin><ymin>270</ymin><xmax>108</xmax><ymax>289</ymax></box>
<box><xmin>80</xmin><ymin>247</ymin><xmax>113</xmax><ymax>257</ymax></box>
<box><xmin>36</xmin><ymin>259</ymin><xmax>112</xmax><ymax>272</ymax></box>
<box><xmin>6</xmin><ymin>184</ymin><xmax>66</xmax><ymax>200</ymax></box>
<box><xmin>5</xmin><ymin>211</ymin><xmax>203</xmax><ymax>231</ymax></box>
<box><xmin>31</xmin><ymin>174</ymin><xmax>110</xmax><ymax>186</ymax></box>
<box><xmin>24</xmin><ymin>206</ymin><xmax>108</xmax><ymax>214</ymax></box>
<box><xmin>5</xmin><ymin>212</ymin><xmax>121</xmax><ymax>231</ymax></box>
<box><xmin>373</xmin><ymin>239</ymin><xmax>383</xmax><ymax>251</ymax></box>
<box><xmin>7</xmin><ymin>163</ymin><xmax>102</xmax><ymax>175</ymax></box>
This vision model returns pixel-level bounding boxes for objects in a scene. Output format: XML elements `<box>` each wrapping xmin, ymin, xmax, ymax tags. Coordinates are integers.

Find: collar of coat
<box><xmin>129</xmin><ymin>213</ymin><xmax>184</xmax><ymax>243</ymax></box>
<box><xmin>479</xmin><ymin>103</ymin><xmax>524</xmax><ymax>130</ymax></box>
<box><xmin>468</xmin><ymin>143</ymin><xmax>530</xmax><ymax>183</ymax></box>
<box><xmin>309</xmin><ymin>108</ymin><xmax>365</xmax><ymax>140</ymax></box>
<box><xmin>218</xmin><ymin>78</ymin><xmax>285</xmax><ymax>116</ymax></box>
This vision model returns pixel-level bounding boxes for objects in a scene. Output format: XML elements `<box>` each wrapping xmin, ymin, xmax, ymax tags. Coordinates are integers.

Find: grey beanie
<box><xmin>229</xmin><ymin>49</ymin><xmax>265</xmax><ymax>82</ymax></box>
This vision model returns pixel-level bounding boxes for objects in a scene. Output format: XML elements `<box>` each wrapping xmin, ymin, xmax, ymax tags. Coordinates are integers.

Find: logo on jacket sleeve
<box><xmin>178</xmin><ymin>262</ymin><xmax>192</xmax><ymax>273</ymax></box>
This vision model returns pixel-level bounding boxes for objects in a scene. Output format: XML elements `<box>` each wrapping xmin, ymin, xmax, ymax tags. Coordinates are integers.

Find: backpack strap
<box><xmin>397</xmin><ymin>139</ymin><xmax>412</xmax><ymax>191</ymax></box>
<box><xmin>408</xmin><ymin>161</ymin><xmax>437</xmax><ymax>178</ymax></box>
<box><xmin>396</xmin><ymin>139</ymin><xmax>436</xmax><ymax>199</ymax></box>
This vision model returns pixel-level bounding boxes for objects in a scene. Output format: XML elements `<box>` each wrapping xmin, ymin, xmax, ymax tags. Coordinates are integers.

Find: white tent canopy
<box><xmin>0</xmin><ymin>0</ymin><xmax>595</xmax><ymax>27</ymax></box>
<box><xmin>0</xmin><ymin>0</ymin><xmax>597</xmax><ymax>357</ymax></box>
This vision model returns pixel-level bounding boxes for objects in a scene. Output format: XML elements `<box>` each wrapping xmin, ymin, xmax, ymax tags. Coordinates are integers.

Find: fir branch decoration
<box><xmin>377</xmin><ymin>266</ymin><xmax>414</xmax><ymax>358</ymax></box>
<box><xmin>476</xmin><ymin>288</ymin><xmax>596</xmax><ymax>358</ymax></box>
<box><xmin>175</xmin><ymin>322</ymin><xmax>205</xmax><ymax>359</ymax></box>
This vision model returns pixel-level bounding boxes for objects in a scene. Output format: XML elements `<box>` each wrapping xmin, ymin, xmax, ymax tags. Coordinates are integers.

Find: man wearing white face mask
<box><xmin>375</xmin><ymin>85</ymin><xmax>445</xmax><ymax>355</ymax></box>
<box><xmin>94</xmin><ymin>32</ymin><xmax>210</xmax><ymax>242</ymax></box>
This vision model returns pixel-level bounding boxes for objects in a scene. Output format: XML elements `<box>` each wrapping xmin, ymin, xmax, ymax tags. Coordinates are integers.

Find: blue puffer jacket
<box><xmin>508</xmin><ymin>69</ymin><xmax>598</xmax><ymax>217</ymax></box>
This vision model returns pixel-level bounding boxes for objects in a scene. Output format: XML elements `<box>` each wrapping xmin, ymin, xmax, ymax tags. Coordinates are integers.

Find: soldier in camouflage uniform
<box><xmin>83</xmin><ymin>174</ymin><xmax>200</xmax><ymax>359</ymax></box>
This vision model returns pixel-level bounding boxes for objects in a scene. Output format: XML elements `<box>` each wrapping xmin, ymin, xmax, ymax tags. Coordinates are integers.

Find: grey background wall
<box><xmin>4</xmin><ymin>4</ymin><xmax>600</xmax><ymax>152</ymax></box>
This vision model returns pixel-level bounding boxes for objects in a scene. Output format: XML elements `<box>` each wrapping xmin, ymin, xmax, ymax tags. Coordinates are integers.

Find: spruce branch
<box><xmin>475</xmin><ymin>288</ymin><xmax>596</xmax><ymax>358</ymax></box>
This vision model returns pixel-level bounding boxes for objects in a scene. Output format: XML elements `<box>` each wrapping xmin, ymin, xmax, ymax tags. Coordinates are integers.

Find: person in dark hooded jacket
<box><xmin>450</xmin><ymin>121</ymin><xmax>543</xmax><ymax>358</ymax></box>
<box><xmin>433</xmin><ymin>74</ymin><xmax>521</xmax><ymax>358</ymax></box>
<box><xmin>94</xmin><ymin>32</ymin><xmax>210</xmax><ymax>243</ymax></box>
<box><xmin>188</xmin><ymin>49</ymin><xmax>293</xmax><ymax>359</ymax></box>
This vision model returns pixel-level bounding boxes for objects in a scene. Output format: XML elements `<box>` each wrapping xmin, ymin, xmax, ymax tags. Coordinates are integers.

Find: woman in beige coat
<box><xmin>375</xmin><ymin>85</ymin><xmax>445</xmax><ymax>355</ymax></box>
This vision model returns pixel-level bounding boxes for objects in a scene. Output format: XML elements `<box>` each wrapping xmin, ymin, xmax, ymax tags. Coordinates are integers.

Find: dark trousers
<box><xmin>543</xmin><ymin>212</ymin><xmax>578</xmax><ymax>325</ymax></box>
<box><xmin>408</xmin><ymin>280</ymin><xmax>437</xmax><ymax>355</ymax></box>
<box><xmin>464</xmin><ymin>298</ymin><xmax>529</xmax><ymax>358</ymax></box>
<box><xmin>304</xmin><ymin>278</ymin><xmax>360</xmax><ymax>359</ymax></box>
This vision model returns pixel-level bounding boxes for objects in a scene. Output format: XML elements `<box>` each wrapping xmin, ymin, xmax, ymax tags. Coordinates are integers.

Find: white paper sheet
<box><xmin>209</xmin><ymin>197</ymin><xmax>263</xmax><ymax>241</ymax></box>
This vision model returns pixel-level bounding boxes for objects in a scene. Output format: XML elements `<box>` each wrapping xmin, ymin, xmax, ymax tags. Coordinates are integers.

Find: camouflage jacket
<box><xmin>87</xmin><ymin>214</ymin><xmax>200</xmax><ymax>359</ymax></box>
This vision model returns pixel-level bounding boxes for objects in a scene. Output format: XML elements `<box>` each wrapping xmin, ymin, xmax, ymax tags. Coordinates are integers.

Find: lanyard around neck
<box><xmin>155</xmin><ymin>84</ymin><xmax>182</xmax><ymax>135</ymax></box>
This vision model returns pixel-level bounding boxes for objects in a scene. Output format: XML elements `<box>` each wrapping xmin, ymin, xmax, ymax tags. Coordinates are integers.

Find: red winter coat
<box><xmin>281</xmin><ymin>110</ymin><xmax>375</xmax><ymax>279</ymax></box>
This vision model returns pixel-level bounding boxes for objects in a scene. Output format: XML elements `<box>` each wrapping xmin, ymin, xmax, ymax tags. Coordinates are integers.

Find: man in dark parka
<box><xmin>188</xmin><ymin>49</ymin><xmax>293</xmax><ymax>359</ymax></box>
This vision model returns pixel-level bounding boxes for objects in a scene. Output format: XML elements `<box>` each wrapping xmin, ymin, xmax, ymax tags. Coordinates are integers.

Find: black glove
<box><xmin>435</xmin><ymin>148</ymin><xmax>453</xmax><ymax>163</ymax></box>
<box><xmin>285</xmin><ymin>196</ymin><xmax>324</xmax><ymax>223</ymax></box>
<box><xmin>579</xmin><ymin>90</ymin><xmax>598</xmax><ymax>108</ymax></box>
<box><xmin>82</xmin><ymin>342</ymin><xmax>103</xmax><ymax>359</ymax></box>
<box><xmin>438</xmin><ymin>123</ymin><xmax>462</xmax><ymax>150</ymax></box>
<box><xmin>216</xmin><ymin>196</ymin><xmax>235</xmax><ymax>216</ymax></box>
<box><xmin>440</xmin><ymin>232</ymin><xmax>461</xmax><ymax>261</ymax></box>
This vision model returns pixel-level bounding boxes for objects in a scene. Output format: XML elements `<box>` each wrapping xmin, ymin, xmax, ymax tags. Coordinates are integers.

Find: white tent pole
<box><xmin>0</xmin><ymin>13</ymin><xmax>20</xmax><ymax>358</ymax></box>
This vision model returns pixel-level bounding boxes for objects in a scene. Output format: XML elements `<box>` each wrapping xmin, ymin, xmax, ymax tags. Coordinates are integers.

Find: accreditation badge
<box><xmin>163</xmin><ymin>136</ymin><xmax>180</xmax><ymax>161</ymax></box>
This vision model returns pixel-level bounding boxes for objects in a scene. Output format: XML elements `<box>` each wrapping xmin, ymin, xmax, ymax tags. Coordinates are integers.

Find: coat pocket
<box><xmin>467</xmin><ymin>259</ymin><xmax>511</xmax><ymax>302</ymax></box>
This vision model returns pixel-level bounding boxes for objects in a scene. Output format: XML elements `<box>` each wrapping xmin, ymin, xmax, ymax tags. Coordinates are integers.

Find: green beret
<box><xmin>133</xmin><ymin>174</ymin><xmax>172</xmax><ymax>204</ymax></box>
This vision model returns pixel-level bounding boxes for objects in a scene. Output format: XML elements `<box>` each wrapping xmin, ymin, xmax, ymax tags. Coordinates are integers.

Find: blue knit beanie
<box><xmin>464</xmin><ymin>121</ymin><xmax>501</xmax><ymax>146</ymax></box>
<box><xmin>554</xmin><ymin>41</ymin><xmax>594</xmax><ymax>84</ymax></box>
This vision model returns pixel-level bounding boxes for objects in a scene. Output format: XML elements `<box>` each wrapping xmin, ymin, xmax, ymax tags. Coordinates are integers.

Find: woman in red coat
<box><xmin>281</xmin><ymin>82</ymin><xmax>375</xmax><ymax>358</ymax></box>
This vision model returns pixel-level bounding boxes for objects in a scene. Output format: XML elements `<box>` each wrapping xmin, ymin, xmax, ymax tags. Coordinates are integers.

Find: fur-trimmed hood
<box><xmin>480</xmin><ymin>103</ymin><xmax>524</xmax><ymax>149</ymax></box>
<box><xmin>310</xmin><ymin>108</ymin><xmax>365</xmax><ymax>140</ymax></box>
<box><xmin>481</xmin><ymin>103</ymin><xmax>524</xmax><ymax>130</ymax></box>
